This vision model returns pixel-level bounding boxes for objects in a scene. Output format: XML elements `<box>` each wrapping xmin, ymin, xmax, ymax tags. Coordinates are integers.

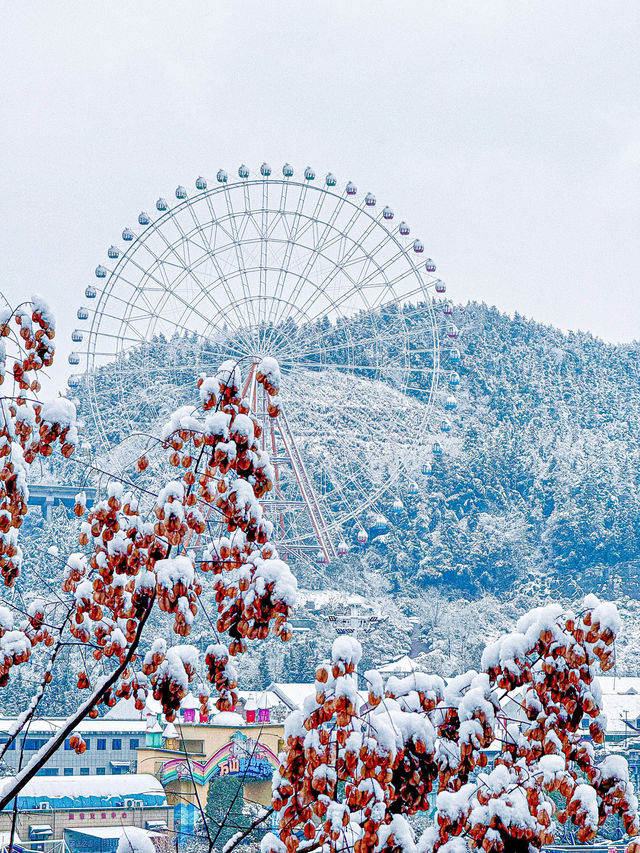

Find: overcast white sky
<box><xmin>1</xmin><ymin>1</ymin><xmax>639</xmax><ymax>391</ymax></box>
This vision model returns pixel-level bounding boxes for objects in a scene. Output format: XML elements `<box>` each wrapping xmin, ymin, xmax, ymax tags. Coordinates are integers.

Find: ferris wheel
<box><xmin>68</xmin><ymin>162</ymin><xmax>460</xmax><ymax>562</ymax></box>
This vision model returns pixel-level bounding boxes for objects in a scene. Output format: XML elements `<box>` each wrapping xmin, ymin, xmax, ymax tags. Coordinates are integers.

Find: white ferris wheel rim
<box><xmin>70</xmin><ymin>166</ymin><xmax>455</xmax><ymax>543</ymax></box>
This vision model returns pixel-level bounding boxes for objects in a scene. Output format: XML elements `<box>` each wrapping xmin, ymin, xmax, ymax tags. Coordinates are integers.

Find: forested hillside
<box><xmin>343</xmin><ymin>300</ymin><xmax>640</xmax><ymax>601</ymax></box>
<box><xmin>65</xmin><ymin>300</ymin><xmax>640</xmax><ymax>600</ymax></box>
<box><xmin>10</xmin><ymin>299</ymin><xmax>640</xmax><ymax>709</ymax></box>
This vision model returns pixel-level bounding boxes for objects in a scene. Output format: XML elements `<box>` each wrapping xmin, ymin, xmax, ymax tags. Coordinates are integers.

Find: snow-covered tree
<box><xmin>266</xmin><ymin>598</ymin><xmax>639</xmax><ymax>853</ymax></box>
<box><xmin>0</xmin><ymin>299</ymin><xmax>296</xmax><ymax>811</ymax></box>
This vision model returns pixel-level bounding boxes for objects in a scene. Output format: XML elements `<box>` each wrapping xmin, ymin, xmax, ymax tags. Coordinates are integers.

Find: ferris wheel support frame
<box><xmin>242</xmin><ymin>361</ymin><xmax>337</xmax><ymax>563</ymax></box>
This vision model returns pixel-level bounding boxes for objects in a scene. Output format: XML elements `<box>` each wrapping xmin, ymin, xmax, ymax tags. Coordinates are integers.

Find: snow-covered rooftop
<box><xmin>180</xmin><ymin>693</ymin><xmax>200</xmax><ymax>710</ymax></box>
<box><xmin>597</xmin><ymin>676</ymin><xmax>640</xmax><ymax>733</ymax></box>
<box><xmin>162</xmin><ymin>723</ymin><xmax>178</xmax><ymax>739</ymax></box>
<box><xmin>209</xmin><ymin>711</ymin><xmax>244</xmax><ymax>727</ymax></box>
<box><xmin>0</xmin><ymin>773</ymin><xmax>164</xmax><ymax>801</ymax></box>
<box><xmin>238</xmin><ymin>690</ymin><xmax>281</xmax><ymax>710</ymax></box>
<box><xmin>269</xmin><ymin>682</ymin><xmax>316</xmax><ymax>710</ymax></box>
<box><xmin>298</xmin><ymin>589</ymin><xmax>368</xmax><ymax>609</ymax></box>
<box><xmin>103</xmin><ymin>698</ymin><xmax>148</xmax><ymax>721</ymax></box>
<box><xmin>66</xmin><ymin>827</ymin><xmax>166</xmax><ymax>839</ymax></box>
<box><xmin>269</xmin><ymin>681</ymin><xmax>367</xmax><ymax>711</ymax></box>
<box><xmin>378</xmin><ymin>655</ymin><xmax>421</xmax><ymax>674</ymax></box>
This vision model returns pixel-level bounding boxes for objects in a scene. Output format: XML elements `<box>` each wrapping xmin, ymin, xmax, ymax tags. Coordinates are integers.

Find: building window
<box><xmin>130</xmin><ymin>739</ymin><xmax>139</xmax><ymax>750</ymax></box>
<box><xmin>80</xmin><ymin>768</ymin><xmax>89</xmax><ymax>776</ymax></box>
<box><xmin>64</xmin><ymin>768</ymin><xmax>73</xmax><ymax>776</ymax></box>
<box><xmin>69</xmin><ymin>814</ymin><xmax>74</xmax><ymax>820</ymax></box>
<box><xmin>37</xmin><ymin>768</ymin><xmax>58</xmax><ymax>776</ymax></box>
<box><xmin>64</xmin><ymin>739</ymin><xmax>73</xmax><ymax>751</ymax></box>
<box><xmin>112</xmin><ymin>739</ymin><xmax>122</xmax><ymax>751</ymax></box>
<box><xmin>84</xmin><ymin>740</ymin><xmax>90</xmax><ymax>750</ymax></box>
<box><xmin>97</xmin><ymin>739</ymin><xmax>106</xmax><ymax>750</ymax></box>
<box><xmin>24</xmin><ymin>738</ymin><xmax>48</xmax><ymax>750</ymax></box>
<box><xmin>96</xmin><ymin>768</ymin><xmax>106</xmax><ymax>776</ymax></box>
<box><xmin>0</xmin><ymin>738</ymin><xmax>15</xmax><ymax>751</ymax></box>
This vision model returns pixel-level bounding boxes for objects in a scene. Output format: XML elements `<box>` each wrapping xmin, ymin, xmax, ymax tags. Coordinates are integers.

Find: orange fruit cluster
<box><xmin>0</xmin><ymin>299</ymin><xmax>77</xmax><ymax>586</ymax></box>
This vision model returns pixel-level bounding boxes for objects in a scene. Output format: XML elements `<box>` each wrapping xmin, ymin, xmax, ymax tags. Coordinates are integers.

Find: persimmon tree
<box><xmin>265</xmin><ymin>599</ymin><xmax>639</xmax><ymax>853</ymax></box>
<box><xmin>0</xmin><ymin>297</ymin><xmax>296</xmax><ymax>810</ymax></box>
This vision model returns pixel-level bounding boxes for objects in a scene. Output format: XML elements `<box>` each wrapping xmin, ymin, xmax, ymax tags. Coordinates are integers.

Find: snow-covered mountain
<box><xmin>11</xmin><ymin>298</ymin><xmax>640</xmax><ymax>710</ymax></box>
<box><xmin>54</xmin><ymin>299</ymin><xmax>640</xmax><ymax>600</ymax></box>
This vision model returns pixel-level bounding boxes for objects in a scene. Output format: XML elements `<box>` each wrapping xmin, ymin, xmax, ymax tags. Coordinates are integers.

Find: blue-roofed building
<box><xmin>0</xmin><ymin>775</ymin><xmax>171</xmax><ymax>853</ymax></box>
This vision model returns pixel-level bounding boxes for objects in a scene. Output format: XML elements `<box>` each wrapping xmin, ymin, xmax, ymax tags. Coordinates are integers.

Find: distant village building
<box><xmin>378</xmin><ymin>655</ymin><xmax>422</xmax><ymax>678</ymax></box>
<box><xmin>5</xmin><ymin>671</ymin><xmax>640</xmax><ymax>850</ymax></box>
<box><xmin>596</xmin><ymin>677</ymin><xmax>640</xmax><ymax>744</ymax></box>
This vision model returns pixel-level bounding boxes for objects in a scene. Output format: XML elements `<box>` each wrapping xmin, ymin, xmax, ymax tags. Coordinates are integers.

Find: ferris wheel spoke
<box><xmin>258</xmin><ymin>179</ymin><xmax>269</xmax><ymax>330</ymax></box>
<box><xmin>276</xmin><ymin>192</ymin><xmax>359</xmax><ymax>327</ymax></box>
<box><xmin>237</xmin><ymin>184</ymin><xmax>264</xmax><ymax>241</ymax></box>
<box><xmin>286</xmin><ymin>188</ymin><xmax>347</xmax><ymax>288</ymax></box>
<box><xmin>192</xmin><ymin>194</ymin><xmax>256</xmax><ymax>337</ymax></box>
<box><xmin>240</xmin><ymin>182</ymin><xmax>254</xmax><ymax>238</ymax></box>
<box><xmin>91</xmin><ymin>354</ymin><xmax>238</xmax><ymax>376</ymax></box>
<box><xmin>267</xmin><ymin>185</ymin><xmax>311</xmax><ymax>329</ymax></box>
<box><xmin>83</xmin><ymin>327</ymin><xmax>150</xmax><ymax>351</ymax></box>
<box><xmin>282</xmin><ymin>328</ymin><xmax>390</xmax><ymax>362</ymax></box>
<box><xmin>138</xmin><ymin>241</ymin><xmax>232</xmax><ymax>334</ymax></box>
<box><xmin>292</xmin><ymin>227</ymin><xmax>405</xmax><ymax>323</ymax></box>
<box><xmin>302</xmin><ymin>219</ymin><xmax>412</xmax><ymax>318</ymax></box>
<box><xmin>310</xmin><ymin>239</ymin><xmax>400</xmax><ymax>304</ymax></box>
<box><xmin>271</xmin><ymin>187</ymin><xmax>333</xmax><ymax>324</ymax></box>
<box><xmin>138</xmin><ymin>211</ymin><xmax>389</xmax><ymax>332</ymax></box>
<box><xmin>276</xmin><ymin>176</ymin><xmax>290</xmax><ymax>215</ymax></box>
<box><xmin>339</xmin><ymin>223</ymin><xmax>412</xmax><ymax>295</ymax></box>
<box><xmin>301</xmin><ymin>254</ymin><xmax>414</xmax><ymax>325</ymax></box>
<box><xmin>105</xmin><ymin>270</ymin><xmax>165</xmax><ymax>322</ymax></box>
<box><xmin>280</xmin><ymin>358</ymin><xmax>405</xmax><ymax>374</ymax></box>
<box><xmin>220</xmin><ymin>184</ymin><xmax>259</xmax><ymax>331</ymax></box>
<box><xmin>109</xmin><ymin>246</ymin><xmax>221</xmax><ymax>336</ymax></box>
<box><xmin>90</xmin><ymin>289</ymin><xmax>162</xmax><ymax>354</ymax></box>
<box><xmin>309</xmin><ymin>202</ymin><xmax>382</xmax><ymax>274</ymax></box>
<box><xmin>364</xmin><ymin>265</ymin><xmax>422</xmax><ymax>299</ymax></box>
<box><xmin>179</xmin><ymin>196</ymin><xmax>251</xmax><ymax>335</ymax></box>
<box><xmin>179</xmin><ymin>260</ymin><xmax>261</xmax><ymax>362</ymax></box>
<box><xmin>404</xmin><ymin>382</ymin><xmax>437</xmax><ymax>395</ymax></box>
<box><xmin>168</xmin><ymin>208</ymin><xmax>213</xmax><ymax>258</ymax></box>
<box><xmin>195</xmin><ymin>193</ymin><xmax>237</xmax><ymax>250</ymax></box>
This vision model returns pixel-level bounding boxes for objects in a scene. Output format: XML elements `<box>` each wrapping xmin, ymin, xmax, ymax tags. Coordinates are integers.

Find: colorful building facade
<box><xmin>136</xmin><ymin>712</ymin><xmax>283</xmax><ymax>839</ymax></box>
